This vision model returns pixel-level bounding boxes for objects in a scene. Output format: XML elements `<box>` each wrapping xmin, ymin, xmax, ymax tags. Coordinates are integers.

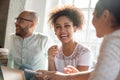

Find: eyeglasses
<box><xmin>15</xmin><ymin>17</ymin><xmax>33</xmax><ymax>23</ymax></box>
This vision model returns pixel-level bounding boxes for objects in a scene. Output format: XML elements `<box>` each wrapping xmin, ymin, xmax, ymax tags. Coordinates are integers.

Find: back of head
<box><xmin>48</xmin><ymin>5</ymin><xmax>84</xmax><ymax>29</ymax></box>
<box><xmin>95</xmin><ymin>0</ymin><xmax>120</xmax><ymax>27</ymax></box>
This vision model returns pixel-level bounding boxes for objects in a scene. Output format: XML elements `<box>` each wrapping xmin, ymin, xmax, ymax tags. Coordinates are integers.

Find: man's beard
<box><xmin>16</xmin><ymin>26</ymin><xmax>29</xmax><ymax>38</ymax></box>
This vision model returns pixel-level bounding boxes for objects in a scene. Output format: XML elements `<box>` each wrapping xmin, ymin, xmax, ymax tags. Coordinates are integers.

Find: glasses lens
<box><xmin>15</xmin><ymin>17</ymin><xmax>33</xmax><ymax>23</ymax></box>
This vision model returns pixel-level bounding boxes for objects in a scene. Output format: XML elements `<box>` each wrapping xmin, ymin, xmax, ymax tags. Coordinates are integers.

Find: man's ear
<box><xmin>29</xmin><ymin>22</ymin><xmax>34</xmax><ymax>28</ymax></box>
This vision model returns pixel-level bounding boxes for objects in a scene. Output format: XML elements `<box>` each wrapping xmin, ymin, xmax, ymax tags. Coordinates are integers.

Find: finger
<box><xmin>64</xmin><ymin>67</ymin><xmax>79</xmax><ymax>74</ymax></box>
<box><xmin>48</xmin><ymin>52</ymin><xmax>57</xmax><ymax>56</ymax></box>
<box><xmin>36</xmin><ymin>70</ymin><xmax>47</xmax><ymax>72</ymax></box>
<box><xmin>52</xmin><ymin>45</ymin><xmax>58</xmax><ymax>49</ymax></box>
<box><xmin>66</xmin><ymin>66</ymin><xmax>79</xmax><ymax>72</ymax></box>
<box><xmin>66</xmin><ymin>68</ymin><xmax>73</xmax><ymax>73</ymax></box>
<box><xmin>48</xmin><ymin>50</ymin><xmax>58</xmax><ymax>56</ymax></box>
<box><xmin>48</xmin><ymin>48</ymin><xmax>58</xmax><ymax>53</ymax></box>
<box><xmin>63</xmin><ymin>68</ymin><xmax>71</xmax><ymax>74</ymax></box>
<box><xmin>66</xmin><ymin>65</ymin><xmax>77</xmax><ymax>70</ymax></box>
<box><xmin>49</xmin><ymin>45</ymin><xmax>58</xmax><ymax>50</ymax></box>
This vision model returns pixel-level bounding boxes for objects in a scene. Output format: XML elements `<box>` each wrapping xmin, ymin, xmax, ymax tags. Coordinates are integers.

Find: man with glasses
<box><xmin>7</xmin><ymin>10</ymin><xmax>53</xmax><ymax>79</ymax></box>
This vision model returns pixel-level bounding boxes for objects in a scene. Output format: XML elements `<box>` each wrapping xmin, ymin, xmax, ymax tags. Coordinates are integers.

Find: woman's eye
<box><xmin>65</xmin><ymin>25</ymin><xmax>70</xmax><ymax>28</ymax></box>
<box><xmin>55</xmin><ymin>26</ymin><xmax>61</xmax><ymax>29</ymax></box>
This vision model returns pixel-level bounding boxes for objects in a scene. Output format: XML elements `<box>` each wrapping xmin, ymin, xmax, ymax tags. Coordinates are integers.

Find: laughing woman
<box><xmin>47</xmin><ymin>5</ymin><xmax>93</xmax><ymax>74</ymax></box>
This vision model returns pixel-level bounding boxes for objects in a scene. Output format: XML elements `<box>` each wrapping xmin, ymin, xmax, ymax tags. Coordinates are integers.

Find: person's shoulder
<box><xmin>75</xmin><ymin>43</ymin><xmax>92</xmax><ymax>57</ymax></box>
<box><xmin>77</xmin><ymin>42</ymin><xmax>90</xmax><ymax>50</ymax></box>
<box><xmin>76</xmin><ymin>42</ymin><xmax>91</xmax><ymax>54</ymax></box>
<box><xmin>10</xmin><ymin>33</ymin><xmax>15</xmax><ymax>36</ymax></box>
<box><xmin>104</xmin><ymin>29</ymin><xmax>120</xmax><ymax>44</ymax></box>
<box><xmin>106</xmin><ymin>29</ymin><xmax>120</xmax><ymax>38</ymax></box>
<box><xmin>101</xmin><ymin>30</ymin><xmax>120</xmax><ymax>52</ymax></box>
<box><xmin>9</xmin><ymin>33</ymin><xmax>17</xmax><ymax>38</ymax></box>
<box><xmin>101</xmin><ymin>30</ymin><xmax>120</xmax><ymax>56</ymax></box>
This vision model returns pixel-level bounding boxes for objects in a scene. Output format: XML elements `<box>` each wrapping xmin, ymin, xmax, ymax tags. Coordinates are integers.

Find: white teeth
<box><xmin>61</xmin><ymin>34</ymin><xmax>67</xmax><ymax>37</ymax></box>
<box><xmin>60</xmin><ymin>34</ymin><xmax>68</xmax><ymax>38</ymax></box>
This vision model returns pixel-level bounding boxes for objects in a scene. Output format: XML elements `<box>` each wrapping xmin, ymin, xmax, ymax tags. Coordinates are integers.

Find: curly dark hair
<box><xmin>48</xmin><ymin>5</ymin><xmax>84</xmax><ymax>29</ymax></box>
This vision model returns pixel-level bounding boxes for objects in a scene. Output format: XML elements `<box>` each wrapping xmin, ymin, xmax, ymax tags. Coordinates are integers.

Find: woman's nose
<box><xmin>61</xmin><ymin>28</ymin><xmax>66</xmax><ymax>32</ymax></box>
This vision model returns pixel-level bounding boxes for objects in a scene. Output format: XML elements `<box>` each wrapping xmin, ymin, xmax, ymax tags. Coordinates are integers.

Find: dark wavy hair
<box><xmin>48</xmin><ymin>5</ymin><xmax>84</xmax><ymax>29</ymax></box>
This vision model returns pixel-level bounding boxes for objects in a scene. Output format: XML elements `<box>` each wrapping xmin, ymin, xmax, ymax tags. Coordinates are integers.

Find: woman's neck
<box><xmin>62</xmin><ymin>40</ymin><xmax>77</xmax><ymax>56</ymax></box>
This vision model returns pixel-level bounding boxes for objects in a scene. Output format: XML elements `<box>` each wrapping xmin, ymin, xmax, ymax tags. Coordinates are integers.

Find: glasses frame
<box><xmin>15</xmin><ymin>17</ymin><xmax>33</xmax><ymax>23</ymax></box>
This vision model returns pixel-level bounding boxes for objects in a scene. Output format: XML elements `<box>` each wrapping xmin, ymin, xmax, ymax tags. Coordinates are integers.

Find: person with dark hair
<box><xmin>35</xmin><ymin>0</ymin><xmax>120</xmax><ymax>80</ymax></box>
<box><xmin>35</xmin><ymin>5</ymin><xmax>93</xmax><ymax>80</ymax></box>
<box><xmin>7</xmin><ymin>10</ymin><xmax>54</xmax><ymax>80</ymax></box>
<box><xmin>47</xmin><ymin>5</ymin><xmax>93</xmax><ymax>73</ymax></box>
<box><xmin>88</xmin><ymin>0</ymin><xmax>120</xmax><ymax>80</ymax></box>
<box><xmin>48</xmin><ymin>5</ymin><xmax>93</xmax><ymax>73</ymax></box>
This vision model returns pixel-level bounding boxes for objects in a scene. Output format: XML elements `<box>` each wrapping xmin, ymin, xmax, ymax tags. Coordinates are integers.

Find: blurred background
<box><xmin>0</xmin><ymin>0</ymin><xmax>102</xmax><ymax>64</ymax></box>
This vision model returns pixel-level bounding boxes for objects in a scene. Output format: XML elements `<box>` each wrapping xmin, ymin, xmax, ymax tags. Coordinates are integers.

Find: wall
<box><xmin>25</xmin><ymin>0</ymin><xmax>47</xmax><ymax>33</ymax></box>
<box><xmin>5</xmin><ymin>0</ymin><xmax>26</xmax><ymax>49</ymax></box>
<box><xmin>0</xmin><ymin>0</ymin><xmax>10</xmax><ymax>48</ymax></box>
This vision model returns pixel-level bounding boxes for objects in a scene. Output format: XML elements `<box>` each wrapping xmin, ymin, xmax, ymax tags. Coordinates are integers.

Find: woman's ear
<box><xmin>73</xmin><ymin>26</ymin><xmax>77</xmax><ymax>32</ymax></box>
<box><xmin>102</xmin><ymin>10</ymin><xmax>111</xmax><ymax>22</ymax></box>
<box><xmin>55</xmin><ymin>32</ymin><xmax>57</xmax><ymax>35</ymax></box>
<box><xmin>54</xmin><ymin>28</ymin><xmax>57</xmax><ymax>35</ymax></box>
<box><xmin>102</xmin><ymin>10</ymin><xmax>114</xmax><ymax>27</ymax></box>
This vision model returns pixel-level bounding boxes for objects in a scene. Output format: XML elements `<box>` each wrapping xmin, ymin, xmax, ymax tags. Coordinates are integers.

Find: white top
<box><xmin>7</xmin><ymin>32</ymin><xmax>54</xmax><ymax>70</ymax></box>
<box><xmin>89</xmin><ymin>30</ymin><xmax>120</xmax><ymax>80</ymax></box>
<box><xmin>55</xmin><ymin>43</ymin><xmax>93</xmax><ymax>72</ymax></box>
